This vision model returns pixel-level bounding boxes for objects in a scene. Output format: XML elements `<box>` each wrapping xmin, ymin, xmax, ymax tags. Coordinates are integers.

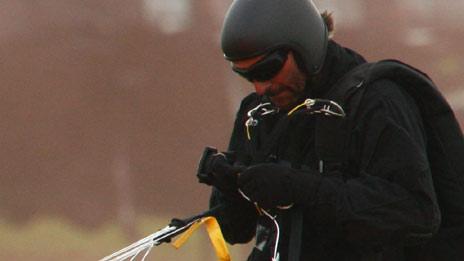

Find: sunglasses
<box><xmin>232</xmin><ymin>49</ymin><xmax>289</xmax><ymax>82</ymax></box>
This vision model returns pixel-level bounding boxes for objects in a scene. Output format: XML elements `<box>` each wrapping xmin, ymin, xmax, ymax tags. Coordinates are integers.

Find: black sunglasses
<box><xmin>232</xmin><ymin>49</ymin><xmax>289</xmax><ymax>82</ymax></box>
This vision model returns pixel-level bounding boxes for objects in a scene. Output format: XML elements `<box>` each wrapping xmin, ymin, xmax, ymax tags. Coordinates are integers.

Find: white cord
<box><xmin>261</xmin><ymin>208</ymin><xmax>280</xmax><ymax>261</ymax></box>
<box><xmin>141</xmin><ymin>243</ymin><xmax>154</xmax><ymax>261</ymax></box>
<box><xmin>100</xmin><ymin>229</ymin><xmax>167</xmax><ymax>261</ymax></box>
<box><xmin>112</xmin><ymin>242</ymin><xmax>152</xmax><ymax>261</ymax></box>
<box><xmin>129</xmin><ymin>248</ymin><xmax>142</xmax><ymax>261</ymax></box>
<box><xmin>238</xmin><ymin>189</ymin><xmax>281</xmax><ymax>261</ymax></box>
<box><xmin>100</xmin><ymin>220</ymin><xmax>197</xmax><ymax>261</ymax></box>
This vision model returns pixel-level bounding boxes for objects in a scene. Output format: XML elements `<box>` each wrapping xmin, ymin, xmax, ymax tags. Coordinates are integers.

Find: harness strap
<box><xmin>315</xmin><ymin>63</ymin><xmax>372</xmax><ymax>168</ymax></box>
<box><xmin>251</xmin><ymin>116</ymin><xmax>291</xmax><ymax>163</ymax></box>
<box><xmin>287</xmin><ymin>209</ymin><xmax>303</xmax><ymax>261</ymax></box>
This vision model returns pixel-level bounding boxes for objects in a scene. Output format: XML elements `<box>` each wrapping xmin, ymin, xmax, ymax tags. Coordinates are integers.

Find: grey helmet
<box><xmin>221</xmin><ymin>0</ymin><xmax>328</xmax><ymax>75</ymax></box>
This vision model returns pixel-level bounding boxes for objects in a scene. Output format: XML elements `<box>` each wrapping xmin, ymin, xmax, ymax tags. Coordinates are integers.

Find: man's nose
<box><xmin>253</xmin><ymin>81</ymin><xmax>271</xmax><ymax>96</ymax></box>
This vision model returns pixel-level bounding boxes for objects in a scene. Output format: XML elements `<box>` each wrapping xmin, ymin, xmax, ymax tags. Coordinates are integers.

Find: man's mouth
<box><xmin>263</xmin><ymin>85</ymin><xmax>301</xmax><ymax>110</ymax></box>
<box><xmin>264</xmin><ymin>85</ymin><xmax>287</xmax><ymax>98</ymax></box>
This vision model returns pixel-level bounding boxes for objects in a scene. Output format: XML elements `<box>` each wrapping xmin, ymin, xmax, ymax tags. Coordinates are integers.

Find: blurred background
<box><xmin>0</xmin><ymin>0</ymin><xmax>462</xmax><ymax>260</ymax></box>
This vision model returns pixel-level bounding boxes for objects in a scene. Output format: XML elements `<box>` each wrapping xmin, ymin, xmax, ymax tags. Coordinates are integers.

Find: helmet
<box><xmin>221</xmin><ymin>0</ymin><xmax>328</xmax><ymax>75</ymax></box>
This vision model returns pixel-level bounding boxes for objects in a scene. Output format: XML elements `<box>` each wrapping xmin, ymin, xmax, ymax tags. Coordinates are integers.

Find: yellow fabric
<box><xmin>172</xmin><ymin>217</ymin><xmax>231</xmax><ymax>261</ymax></box>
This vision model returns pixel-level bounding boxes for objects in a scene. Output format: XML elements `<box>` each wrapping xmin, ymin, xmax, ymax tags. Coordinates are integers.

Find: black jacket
<box><xmin>210</xmin><ymin>41</ymin><xmax>441</xmax><ymax>261</ymax></box>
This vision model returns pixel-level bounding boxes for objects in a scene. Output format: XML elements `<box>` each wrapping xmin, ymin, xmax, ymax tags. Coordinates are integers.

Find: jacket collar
<box><xmin>304</xmin><ymin>40</ymin><xmax>367</xmax><ymax>98</ymax></box>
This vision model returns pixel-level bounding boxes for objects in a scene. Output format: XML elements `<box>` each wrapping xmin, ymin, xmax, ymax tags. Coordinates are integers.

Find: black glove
<box><xmin>197</xmin><ymin>147</ymin><xmax>244</xmax><ymax>196</ymax></box>
<box><xmin>208</xmin><ymin>153</ymin><xmax>243</xmax><ymax>193</ymax></box>
<box><xmin>237</xmin><ymin>163</ymin><xmax>322</xmax><ymax>210</ymax></box>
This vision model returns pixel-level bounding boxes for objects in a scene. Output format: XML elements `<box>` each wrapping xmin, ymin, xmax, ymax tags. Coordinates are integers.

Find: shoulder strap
<box><xmin>315</xmin><ymin>62</ymin><xmax>375</xmax><ymax>170</ymax></box>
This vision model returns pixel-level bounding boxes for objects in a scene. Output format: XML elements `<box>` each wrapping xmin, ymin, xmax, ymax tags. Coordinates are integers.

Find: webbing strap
<box><xmin>288</xmin><ymin>209</ymin><xmax>303</xmax><ymax>261</ymax></box>
<box><xmin>251</xmin><ymin>116</ymin><xmax>291</xmax><ymax>163</ymax></box>
<box><xmin>172</xmin><ymin>217</ymin><xmax>231</xmax><ymax>261</ymax></box>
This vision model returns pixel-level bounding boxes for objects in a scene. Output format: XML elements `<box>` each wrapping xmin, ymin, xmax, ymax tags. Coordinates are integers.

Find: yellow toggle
<box><xmin>172</xmin><ymin>217</ymin><xmax>231</xmax><ymax>261</ymax></box>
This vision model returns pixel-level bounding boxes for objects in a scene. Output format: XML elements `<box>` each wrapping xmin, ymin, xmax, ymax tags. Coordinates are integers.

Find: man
<box><xmin>198</xmin><ymin>0</ymin><xmax>464</xmax><ymax>260</ymax></box>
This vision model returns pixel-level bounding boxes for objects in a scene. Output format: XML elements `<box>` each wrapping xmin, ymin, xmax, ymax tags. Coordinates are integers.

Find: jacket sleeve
<box><xmin>210</xmin><ymin>187</ymin><xmax>257</xmax><ymax>244</ymax></box>
<box><xmin>208</xmin><ymin>93</ymin><xmax>259</xmax><ymax>244</ymax></box>
<box><xmin>304</xmin><ymin>79</ymin><xmax>441</xmax><ymax>248</ymax></box>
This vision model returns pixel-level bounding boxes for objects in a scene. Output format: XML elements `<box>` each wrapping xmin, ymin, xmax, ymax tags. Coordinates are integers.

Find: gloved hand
<box><xmin>208</xmin><ymin>153</ymin><xmax>244</xmax><ymax>192</ymax></box>
<box><xmin>237</xmin><ymin>163</ymin><xmax>322</xmax><ymax>210</ymax></box>
<box><xmin>197</xmin><ymin>149</ymin><xmax>245</xmax><ymax>196</ymax></box>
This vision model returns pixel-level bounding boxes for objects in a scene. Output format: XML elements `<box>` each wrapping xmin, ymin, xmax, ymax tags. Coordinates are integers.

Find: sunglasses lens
<box><xmin>232</xmin><ymin>68</ymin><xmax>253</xmax><ymax>81</ymax></box>
<box><xmin>249</xmin><ymin>59</ymin><xmax>284</xmax><ymax>81</ymax></box>
<box><xmin>232</xmin><ymin>50</ymin><xmax>288</xmax><ymax>82</ymax></box>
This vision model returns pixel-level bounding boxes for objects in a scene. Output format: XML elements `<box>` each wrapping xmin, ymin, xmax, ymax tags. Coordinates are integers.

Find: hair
<box><xmin>321</xmin><ymin>11</ymin><xmax>335</xmax><ymax>38</ymax></box>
